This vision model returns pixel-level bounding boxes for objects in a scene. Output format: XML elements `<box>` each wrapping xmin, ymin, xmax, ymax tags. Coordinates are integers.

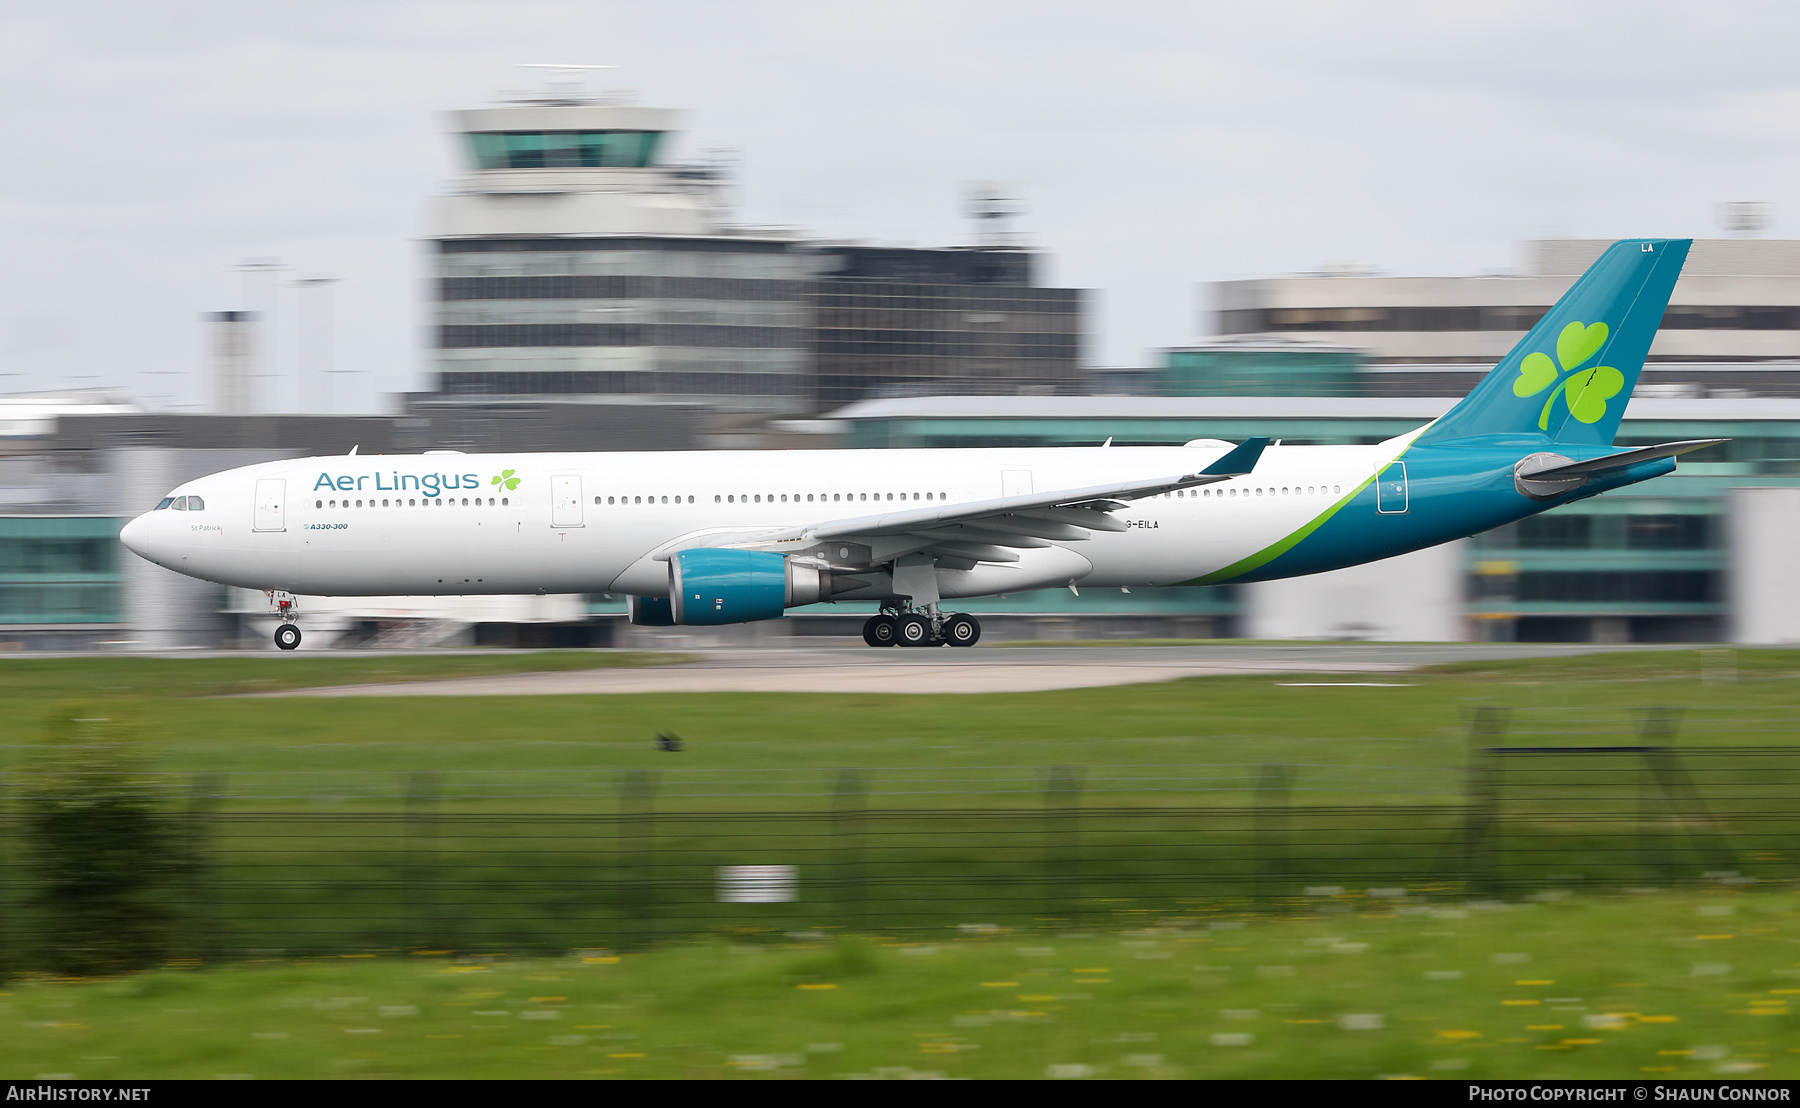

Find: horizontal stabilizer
<box><xmin>1513</xmin><ymin>438</ymin><xmax>1725</xmax><ymax>500</ymax></box>
<box><xmin>1526</xmin><ymin>439</ymin><xmax>1725</xmax><ymax>480</ymax></box>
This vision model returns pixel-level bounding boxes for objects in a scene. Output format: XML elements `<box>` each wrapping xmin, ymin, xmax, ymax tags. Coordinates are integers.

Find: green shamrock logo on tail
<box><xmin>491</xmin><ymin>469</ymin><xmax>520</xmax><ymax>491</ymax></box>
<box><xmin>1512</xmin><ymin>321</ymin><xmax>1625</xmax><ymax>429</ymax></box>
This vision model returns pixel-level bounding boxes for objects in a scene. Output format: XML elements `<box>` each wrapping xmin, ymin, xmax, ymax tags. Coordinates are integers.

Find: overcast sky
<box><xmin>4</xmin><ymin>0</ymin><xmax>1798</xmax><ymax>413</ymax></box>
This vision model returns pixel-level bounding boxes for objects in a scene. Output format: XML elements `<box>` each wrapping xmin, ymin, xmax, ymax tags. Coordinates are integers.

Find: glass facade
<box><xmin>1219</xmin><ymin>304</ymin><xmax>1800</xmax><ymax>334</ymax></box>
<box><xmin>433</xmin><ymin>241</ymin><xmax>1086</xmax><ymax>414</ymax></box>
<box><xmin>1162</xmin><ymin>346</ymin><xmax>1364</xmax><ymax>397</ymax></box>
<box><xmin>0</xmin><ymin>517</ymin><xmax>123</xmax><ymax>625</ymax></box>
<box><xmin>812</xmin><ymin>281</ymin><xmax>1083</xmax><ymax>409</ymax></box>
<box><xmin>465</xmin><ymin>131</ymin><xmax>664</xmax><ymax>170</ymax></box>
<box><xmin>433</xmin><ymin>239</ymin><xmax>813</xmax><ymax>413</ymax></box>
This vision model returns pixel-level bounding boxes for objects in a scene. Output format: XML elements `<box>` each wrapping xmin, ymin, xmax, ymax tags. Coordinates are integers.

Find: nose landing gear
<box><xmin>861</xmin><ymin>605</ymin><xmax>980</xmax><ymax>648</ymax></box>
<box><xmin>269</xmin><ymin>591</ymin><xmax>302</xmax><ymax>651</ymax></box>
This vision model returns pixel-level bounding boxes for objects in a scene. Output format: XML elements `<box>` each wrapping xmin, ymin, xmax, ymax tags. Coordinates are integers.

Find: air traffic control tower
<box><xmin>430</xmin><ymin>90</ymin><xmax>813</xmax><ymax>413</ymax></box>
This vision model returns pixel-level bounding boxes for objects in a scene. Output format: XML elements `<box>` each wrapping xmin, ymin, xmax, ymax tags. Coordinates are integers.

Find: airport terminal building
<box><xmin>8</xmin><ymin>384</ymin><xmax>1800</xmax><ymax>650</ymax></box>
<box><xmin>8</xmin><ymin>82</ymin><xmax>1800</xmax><ymax>650</ymax></box>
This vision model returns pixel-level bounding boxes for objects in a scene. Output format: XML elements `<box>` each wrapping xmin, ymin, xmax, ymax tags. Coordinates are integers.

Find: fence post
<box><xmin>1043</xmin><ymin>766</ymin><xmax>1082</xmax><ymax>928</ymax></box>
<box><xmin>832</xmin><ymin>768</ymin><xmax>867</xmax><ymax>934</ymax></box>
<box><xmin>186</xmin><ymin>772</ymin><xmax>224</xmax><ymax>964</ymax></box>
<box><xmin>1254</xmin><ymin>764</ymin><xmax>1294</xmax><ymax>904</ymax></box>
<box><xmin>404</xmin><ymin>772</ymin><xmax>440</xmax><ymax>951</ymax></box>
<box><xmin>1636</xmin><ymin>709</ymin><xmax>1682</xmax><ymax>884</ymax></box>
<box><xmin>1638</xmin><ymin>721</ymin><xmax>1737</xmax><ymax>878</ymax></box>
<box><xmin>621</xmin><ymin>769</ymin><xmax>656</xmax><ymax>947</ymax></box>
<box><xmin>1464</xmin><ymin>707</ymin><xmax>1508</xmax><ymax>896</ymax></box>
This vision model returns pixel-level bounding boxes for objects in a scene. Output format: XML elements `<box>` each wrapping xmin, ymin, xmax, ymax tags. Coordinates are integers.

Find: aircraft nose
<box><xmin>119</xmin><ymin>513</ymin><xmax>151</xmax><ymax>557</ymax></box>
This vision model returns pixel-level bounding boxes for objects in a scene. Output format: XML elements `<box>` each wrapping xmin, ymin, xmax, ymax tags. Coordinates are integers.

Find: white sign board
<box><xmin>718</xmin><ymin>865</ymin><xmax>797</xmax><ymax>903</ymax></box>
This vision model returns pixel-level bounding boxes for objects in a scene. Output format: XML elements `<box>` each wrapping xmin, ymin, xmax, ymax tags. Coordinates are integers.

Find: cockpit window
<box><xmin>155</xmin><ymin>497</ymin><xmax>175</xmax><ymax>510</ymax></box>
<box><xmin>185</xmin><ymin>496</ymin><xmax>204</xmax><ymax>511</ymax></box>
<box><xmin>171</xmin><ymin>496</ymin><xmax>188</xmax><ymax>511</ymax></box>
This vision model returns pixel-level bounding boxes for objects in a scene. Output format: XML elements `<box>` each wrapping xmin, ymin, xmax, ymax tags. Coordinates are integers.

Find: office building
<box><xmin>809</xmin><ymin>245</ymin><xmax>1083</xmax><ymax>410</ymax></box>
<box><xmin>1209</xmin><ymin>239</ymin><xmax>1800</xmax><ymax>399</ymax></box>
<box><xmin>428</xmin><ymin>90</ymin><xmax>1084</xmax><ymax>415</ymax></box>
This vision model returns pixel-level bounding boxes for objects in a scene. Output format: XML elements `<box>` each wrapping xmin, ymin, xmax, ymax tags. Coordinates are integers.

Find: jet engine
<box><xmin>629</xmin><ymin>549</ymin><xmax>867</xmax><ymax>627</ymax></box>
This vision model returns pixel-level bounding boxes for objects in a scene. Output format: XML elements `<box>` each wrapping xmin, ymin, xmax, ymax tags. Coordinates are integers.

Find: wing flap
<box><xmin>927</xmin><ymin>540</ymin><xmax>1022</xmax><ymax>563</ymax></box>
<box><xmin>918</xmin><ymin>527</ymin><xmax>1053</xmax><ymax>549</ymax></box>
<box><xmin>1014</xmin><ymin>507</ymin><xmax>1129</xmax><ymax>533</ymax></box>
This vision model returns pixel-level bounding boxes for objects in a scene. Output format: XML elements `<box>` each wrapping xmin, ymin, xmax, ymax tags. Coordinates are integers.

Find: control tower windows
<box><xmin>466</xmin><ymin>131</ymin><xmax>664</xmax><ymax>171</ymax></box>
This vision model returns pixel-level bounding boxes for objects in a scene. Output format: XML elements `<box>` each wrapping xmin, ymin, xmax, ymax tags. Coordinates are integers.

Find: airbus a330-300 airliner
<box><xmin>122</xmin><ymin>239</ymin><xmax>1721</xmax><ymax>651</ymax></box>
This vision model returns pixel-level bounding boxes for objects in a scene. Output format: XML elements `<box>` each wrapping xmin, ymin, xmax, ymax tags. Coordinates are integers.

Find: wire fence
<box><xmin>1</xmin><ymin>708</ymin><xmax>1797</xmax><ymax>967</ymax></box>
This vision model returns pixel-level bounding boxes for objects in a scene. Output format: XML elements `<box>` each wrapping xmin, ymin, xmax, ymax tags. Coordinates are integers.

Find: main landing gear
<box><xmin>270</xmin><ymin>590</ymin><xmax>302</xmax><ymax>651</ymax></box>
<box><xmin>862</xmin><ymin>606</ymin><xmax>980</xmax><ymax>648</ymax></box>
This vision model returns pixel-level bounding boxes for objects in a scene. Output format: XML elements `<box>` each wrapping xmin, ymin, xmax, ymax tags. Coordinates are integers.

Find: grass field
<box><xmin>0</xmin><ymin>648</ymin><xmax>1794</xmax><ymax>954</ymax></box>
<box><xmin>0</xmin><ymin>649</ymin><xmax>684</xmax><ymax>704</ymax></box>
<box><xmin>2</xmin><ymin>890</ymin><xmax>1796</xmax><ymax>1080</ymax></box>
<box><xmin>0</xmin><ymin>647</ymin><xmax>1794</xmax><ymax>810</ymax></box>
<box><xmin>1</xmin><ymin>648</ymin><xmax>1798</xmax><ymax>1077</ymax></box>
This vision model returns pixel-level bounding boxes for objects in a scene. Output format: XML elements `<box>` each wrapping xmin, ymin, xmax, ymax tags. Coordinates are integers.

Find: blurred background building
<box><xmin>426</xmin><ymin>90</ymin><xmax>1083</xmax><ymax>417</ymax></box>
<box><xmin>5</xmin><ymin>83</ymin><xmax>1800</xmax><ymax>651</ymax></box>
<box><xmin>1210</xmin><ymin>239</ymin><xmax>1800</xmax><ymax>397</ymax></box>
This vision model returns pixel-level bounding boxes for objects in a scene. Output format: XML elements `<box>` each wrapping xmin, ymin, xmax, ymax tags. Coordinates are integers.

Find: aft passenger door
<box><xmin>254</xmin><ymin>478</ymin><xmax>286</xmax><ymax>532</ymax></box>
<box><xmin>552</xmin><ymin>474</ymin><xmax>583</xmax><ymax>527</ymax></box>
<box><xmin>1376</xmin><ymin>462</ymin><xmax>1408</xmax><ymax>514</ymax></box>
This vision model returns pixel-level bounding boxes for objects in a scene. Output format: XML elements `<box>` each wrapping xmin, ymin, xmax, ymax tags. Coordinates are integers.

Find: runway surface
<box><xmin>268</xmin><ymin>642</ymin><xmax>1645</xmax><ymax>697</ymax></box>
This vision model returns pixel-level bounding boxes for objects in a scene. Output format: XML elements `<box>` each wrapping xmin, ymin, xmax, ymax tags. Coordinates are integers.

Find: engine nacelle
<box><xmin>668</xmin><ymin>548</ymin><xmax>858</xmax><ymax>626</ymax></box>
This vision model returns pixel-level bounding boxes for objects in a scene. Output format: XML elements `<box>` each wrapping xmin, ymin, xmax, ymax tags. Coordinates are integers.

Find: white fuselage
<box><xmin>121</xmin><ymin>442</ymin><xmax>1403</xmax><ymax>599</ymax></box>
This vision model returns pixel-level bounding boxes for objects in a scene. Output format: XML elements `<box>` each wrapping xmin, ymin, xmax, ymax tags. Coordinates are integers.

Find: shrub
<box><xmin>22</xmin><ymin>705</ymin><xmax>185</xmax><ymax>976</ymax></box>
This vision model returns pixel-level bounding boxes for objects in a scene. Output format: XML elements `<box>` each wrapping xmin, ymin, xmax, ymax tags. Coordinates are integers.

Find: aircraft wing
<box><xmin>733</xmin><ymin>437</ymin><xmax>1269</xmax><ymax>567</ymax></box>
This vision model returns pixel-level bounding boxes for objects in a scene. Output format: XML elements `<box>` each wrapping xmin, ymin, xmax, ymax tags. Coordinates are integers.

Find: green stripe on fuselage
<box><xmin>1182</xmin><ymin>470</ymin><xmax>1382</xmax><ymax>586</ymax></box>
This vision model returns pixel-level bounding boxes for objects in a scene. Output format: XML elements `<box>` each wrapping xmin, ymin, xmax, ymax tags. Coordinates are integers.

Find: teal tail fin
<box><xmin>1414</xmin><ymin>238</ymin><xmax>1691</xmax><ymax>447</ymax></box>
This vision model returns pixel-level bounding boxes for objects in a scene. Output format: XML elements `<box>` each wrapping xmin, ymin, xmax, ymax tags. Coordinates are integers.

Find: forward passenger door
<box><xmin>254</xmin><ymin>479</ymin><xmax>286</xmax><ymax>532</ymax></box>
<box><xmin>552</xmin><ymin>474</ymin><xmax>583</xmax><ymax>527</ymax></box>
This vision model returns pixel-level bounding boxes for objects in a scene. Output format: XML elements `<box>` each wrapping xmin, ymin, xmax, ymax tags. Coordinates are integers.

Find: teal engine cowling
<box><xmin>625</xmin><ymin>549</ymin><xmax>867</xmax><ymax>627</ymax></box>
<box><xmin>674</xmin><ymin>549</ymin><xmax>802</xmax><ymax>626</ymax></box>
